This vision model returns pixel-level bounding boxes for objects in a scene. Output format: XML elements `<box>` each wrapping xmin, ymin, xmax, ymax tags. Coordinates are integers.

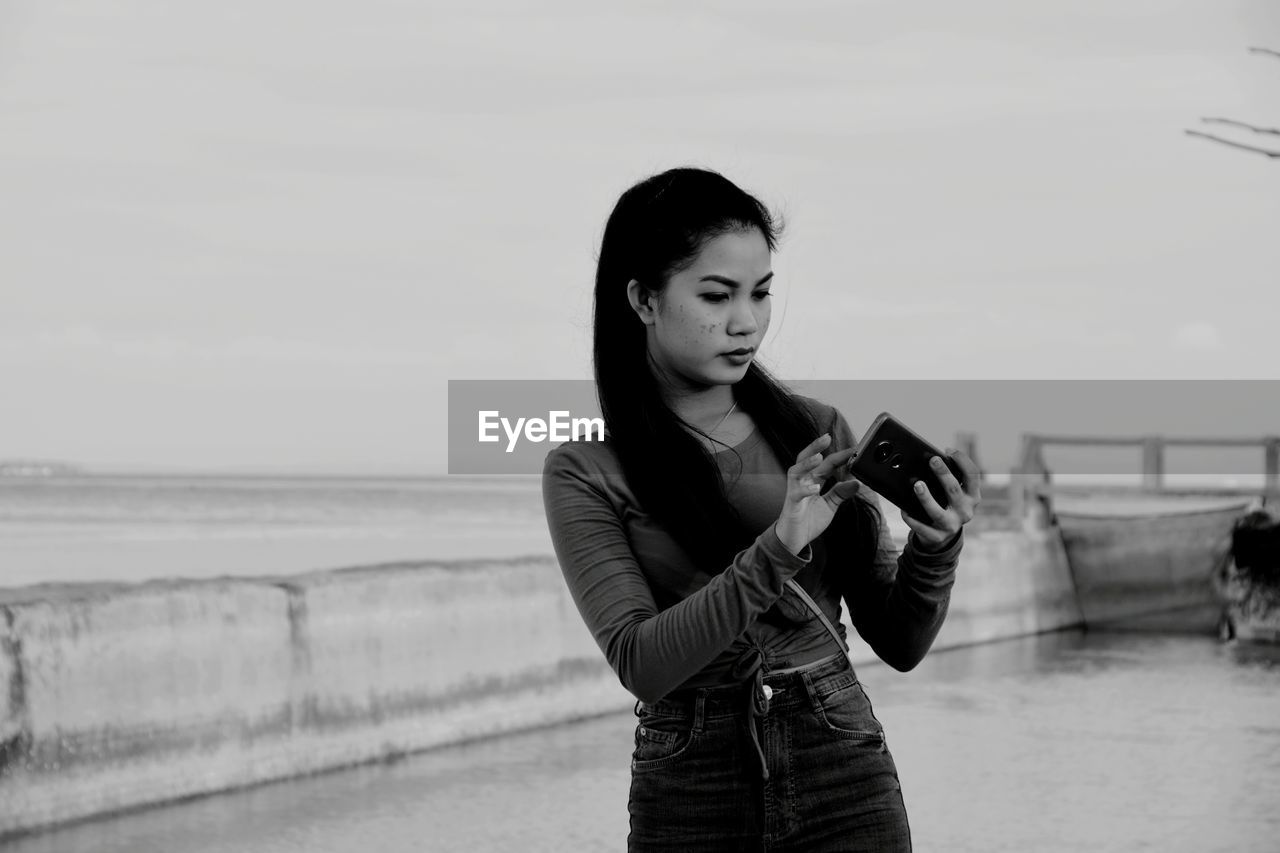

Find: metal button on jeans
<box><xmin>762</xmin><ymin>685</ymin><xmax>773</xmax><ymax>701</ymax></box>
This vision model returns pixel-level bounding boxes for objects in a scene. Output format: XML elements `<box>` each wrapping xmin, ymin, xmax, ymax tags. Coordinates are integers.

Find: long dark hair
<box><xmin>592</xmin><ymin>166</ymin><xmax>876</xmax><ymax>572</ymax></box>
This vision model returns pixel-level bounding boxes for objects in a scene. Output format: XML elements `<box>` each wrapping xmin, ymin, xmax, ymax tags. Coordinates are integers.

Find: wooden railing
<box><xmin>1009</xmin><ymin>434</ymin><xmax>1280</xmax><ymax>516</ymax></box>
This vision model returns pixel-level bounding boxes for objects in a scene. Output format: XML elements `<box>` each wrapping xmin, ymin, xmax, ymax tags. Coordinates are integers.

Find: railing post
<box><xmin>1266</xmin><ymin>437</ymin><xmax>1279</xmax><ymax>495</ymax></box>
<box><xmin>1013</xmin><ymin>434</ymin><xmax>1048</xmax><ymax>519</ymax></box>
<box><xmin>1141</xmin><ymin>436</ymin><xmax>1164</xmax><ymax>492</ymax></box>
<box><xmin>953</xmin><ymin>431</ymin><xmax>983</xmax><ymax>483</ymax></box>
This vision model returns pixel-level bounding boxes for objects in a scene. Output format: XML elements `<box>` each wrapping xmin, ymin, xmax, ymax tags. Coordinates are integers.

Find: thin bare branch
<box><xmin>1201</xmin><ymin>117</ymin><xmax>1280</xmax><ymax>136</ymax></box>
<box><xmin>1185</xmin><ymin>129</ymin><xmax>1280</xmax><ymax>158</ymax></box>
<box><xmin>1247</xmin><ymin>46</ymin><xmax>1280</xmax><ymax>60</ymax></box>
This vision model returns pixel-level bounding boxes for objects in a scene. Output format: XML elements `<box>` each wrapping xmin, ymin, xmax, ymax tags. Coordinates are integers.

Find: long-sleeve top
<box><xmin>540</xmin><ymin>393</ymin><xmax>963</xmax><ymax>705</ymax></box>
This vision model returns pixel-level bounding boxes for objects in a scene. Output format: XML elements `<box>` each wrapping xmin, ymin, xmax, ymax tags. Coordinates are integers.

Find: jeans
<box><xmin>627</xmin><ymin>653</ymin><xmax>912</xmax><ymax>852</ymax></box>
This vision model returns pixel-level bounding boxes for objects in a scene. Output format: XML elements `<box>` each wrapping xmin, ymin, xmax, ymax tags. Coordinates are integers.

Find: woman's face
<box><xmin>636</xmin><ymin>227</ymin><xmax>773</xmax><ymax>391</ymax></box>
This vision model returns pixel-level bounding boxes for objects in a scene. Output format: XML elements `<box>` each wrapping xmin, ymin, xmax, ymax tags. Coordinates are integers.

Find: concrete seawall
<box><xmin>0</xmin><ymin>523</ymin><xmax>1080</xmax><ymax>838</ymax></box>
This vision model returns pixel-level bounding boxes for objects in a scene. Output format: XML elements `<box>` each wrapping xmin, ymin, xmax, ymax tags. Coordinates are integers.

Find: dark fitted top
<box><xmin>540</xmin><ymin>394</ymin><xmax>962</xmax><ymax>705</ymax></box>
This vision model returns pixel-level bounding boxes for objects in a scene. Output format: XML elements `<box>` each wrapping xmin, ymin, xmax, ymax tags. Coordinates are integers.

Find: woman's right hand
<box><xmin>776</xmin><ymin>433</ymin><xmax>862</xmax><ymax>556</ymax></box>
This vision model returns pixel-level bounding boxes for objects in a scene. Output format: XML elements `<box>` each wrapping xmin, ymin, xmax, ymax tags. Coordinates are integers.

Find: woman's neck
<box><xmin>665</xmin><ymin>388</ymin><xmax>737</xmax><ymax>434</ymax></box>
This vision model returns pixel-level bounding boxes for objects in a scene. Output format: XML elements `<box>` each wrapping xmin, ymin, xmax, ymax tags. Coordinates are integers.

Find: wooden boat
<box><xmin>1214</xmin><ymin>507</ymin><xmax>1280</xmax><ymax>643</ymax></box>
<box><xmin>1054</xmin><ymin>499</ymin><xmax>1252</xmax><ymax>627</ymax></box>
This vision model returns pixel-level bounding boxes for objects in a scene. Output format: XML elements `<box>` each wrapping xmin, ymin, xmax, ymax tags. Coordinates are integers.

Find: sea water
<box><xmin>0</xmin><ymin>475</ymin><xmax>553</xmax><ymax>589</ymax></box>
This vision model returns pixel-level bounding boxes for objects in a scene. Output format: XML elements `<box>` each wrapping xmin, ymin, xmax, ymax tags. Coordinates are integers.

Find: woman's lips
<box><xmin>721</xmin><ymin>350</ymin><xmax>754</xmax><ymax>364</ymax></box>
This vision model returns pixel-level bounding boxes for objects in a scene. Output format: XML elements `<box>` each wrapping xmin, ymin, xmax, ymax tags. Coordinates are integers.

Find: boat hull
<box><xmin>1056</xmin><ymin>503</ymin><xmax>1249</xmax><ymax>626</ymax></box>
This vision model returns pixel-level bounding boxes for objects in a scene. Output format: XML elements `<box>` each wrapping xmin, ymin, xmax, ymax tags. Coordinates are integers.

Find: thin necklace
<box><xmin>707</xmin><ymin>400</ymin><xmax>738</xmax><ymax>436</ymax></box>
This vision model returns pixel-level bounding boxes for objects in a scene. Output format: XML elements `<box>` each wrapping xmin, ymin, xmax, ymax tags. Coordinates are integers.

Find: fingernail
<box><xmin>914</xmin><ymin>481</ymin><xmax>925</xmax><ymax>493</ymax></box>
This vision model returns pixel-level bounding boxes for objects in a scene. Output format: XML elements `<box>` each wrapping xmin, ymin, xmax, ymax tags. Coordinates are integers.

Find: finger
<box><xmin>812</xmin><ymin>446</ymin><xmax>857</xmax><ymax>479</ymax></box>
<box><xmin>788</xmin><ymin>462</ymin><xmax>824</xmax><ymax>493</ymax></box>
<box><xmin>900</xmin><ymin>509</ymin><xmax>957</xmax><ymax>550</ymax></box>
<box><xmin>911</xmin><ymin>477</ymin><xmax>952</xmax><ymax>526</ymax></box>
<box><xmin>786</xmin><ymin>474</ymin><xmax>823</xmax><ymax>504</ymax></box>
<box><xmin>798</xmin><ymin>443</ymin><xmax>854</xmax><ymax>482</ymax></box>
<box><xmin>822</xmin><ymin>478</ymin><xmax>862</xmax><ymax>507</ymax></box>
<box><xmin>927</xmin><ymin>455</ymin><xmax>966</xmax><ymax>502</ymax></box>
<box><xmin>946</xmin><ymin>449</ymin><xmax>983</xmax><ymax>501</ymax></box>
<box><xmin>798</xmin><ymin>451</ymin><xmax>827</xmax><ymax>479</ymax></box>
<box><xmin>899</xmin><ymin>508</ymin><xmax>931</xmax><ymax>538</ymax></box>
<box><xmin>788</xmin><ymin>446</ymin><xmax>828</xmax><ymax>481</ymax></box>
<box><xmin>793</xmin><ymin>433</ymin><xmax>831</xmax><ymax>466</ymax></box>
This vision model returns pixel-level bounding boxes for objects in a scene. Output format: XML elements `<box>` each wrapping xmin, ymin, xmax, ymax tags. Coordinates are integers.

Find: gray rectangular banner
<box><xmin>448</xmin><ymin>379</ymin><xmax>1279</xmax><ymax>481</ymax></box>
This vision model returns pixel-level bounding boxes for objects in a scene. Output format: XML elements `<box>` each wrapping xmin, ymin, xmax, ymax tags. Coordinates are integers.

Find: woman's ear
<box><xmin>626</xmin><ymin>278</ymin><xmax>659</xmax><ymax>326</ymax></box>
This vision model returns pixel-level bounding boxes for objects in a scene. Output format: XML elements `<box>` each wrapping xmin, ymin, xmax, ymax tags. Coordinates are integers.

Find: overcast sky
<box><xmin>2</xmin><ymin>0</ymin><xmax>1277</xmax><ymax>474</ymax></box>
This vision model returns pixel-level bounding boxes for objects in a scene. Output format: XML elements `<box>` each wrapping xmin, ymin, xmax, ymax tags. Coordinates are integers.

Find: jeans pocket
<box><xmin>631</xmin><ymin>712</ymin><xmax>698</xmax><ymax>773</ymax></box>
<box><xmin>814</xmin><ymin>680</ymin><xmax>886</xmax><ymax>747</ymax></box>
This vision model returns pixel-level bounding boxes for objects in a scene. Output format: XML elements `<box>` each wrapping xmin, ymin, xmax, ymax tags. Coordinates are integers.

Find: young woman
<box><xmin>541</xmin><ymin>167</ymin><xmax>980</xmax><ymax>852</ymax></box>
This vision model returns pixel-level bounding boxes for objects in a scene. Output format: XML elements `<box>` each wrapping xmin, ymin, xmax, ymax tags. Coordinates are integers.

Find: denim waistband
<box><xmin>638</xmin><ymin>650</ymin><xmax>850</xmax><ymax>714</ymax></box>
<box><xmin>633</xmin><ymin>650</ymin><xmax>853</xmax><ymax>781</ymax></box>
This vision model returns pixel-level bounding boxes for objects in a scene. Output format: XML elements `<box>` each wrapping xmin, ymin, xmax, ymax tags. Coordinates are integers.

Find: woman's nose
<box><xmin>727</xmin><ymin>300</ymin><xmax>759</xmax><ymax>334</ymax></box>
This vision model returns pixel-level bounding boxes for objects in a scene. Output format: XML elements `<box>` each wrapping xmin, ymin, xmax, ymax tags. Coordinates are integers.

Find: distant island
<box><xmin>0</xmin><ymin>460</ymin><xmax>85</xmax><ymax>477</ymax></box>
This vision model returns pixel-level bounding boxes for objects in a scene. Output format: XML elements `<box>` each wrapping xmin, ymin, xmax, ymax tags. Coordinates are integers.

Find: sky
<box><xmin>2</xmin><ymin>0</ymin><xmax>1277</xmax><ymax>474</ymax></box>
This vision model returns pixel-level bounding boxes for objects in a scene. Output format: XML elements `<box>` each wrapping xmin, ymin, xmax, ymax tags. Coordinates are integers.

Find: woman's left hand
<box><xmin>901</xmin><ymin>449</ymin><xmax>982</xmax><ymax>551</ymax></box>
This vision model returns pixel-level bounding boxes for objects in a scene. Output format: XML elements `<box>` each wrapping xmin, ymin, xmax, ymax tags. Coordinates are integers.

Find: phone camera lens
<box><xmin>888</xmin><ymin>453</ymin><xmax>904</xmax><ymax>469</ymax></box>
<box><xmin>874</xmin><ymin>441</ymin><xmax>893</xmax><ymax>463</ymax></box>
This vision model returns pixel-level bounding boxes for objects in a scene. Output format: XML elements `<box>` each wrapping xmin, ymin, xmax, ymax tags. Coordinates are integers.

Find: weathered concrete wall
<box><xmin>0</xmin><ymin>558</ymin><xmax>630</xmax><ymax>839</ymax></box>
<box><xmin>933</xmin><ymin>522</ymin><xmax>1083</xmax><ymax>647</ymax></box>
<box><xmin>0</xmin><ymin>581</ymin><xmax>297</xmax><ymax>836</ymax></box>
<box><xmin>0</xmin><ymin>524</ymin><xmax>1078</xmax><ymax>839</ymax></box>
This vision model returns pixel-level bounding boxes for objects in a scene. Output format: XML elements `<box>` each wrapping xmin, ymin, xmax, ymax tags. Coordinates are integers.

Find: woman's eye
<box><xmin>702</xmin><ymin>292</ymin><xmax>770</xmax><ymax>303</ymax></box>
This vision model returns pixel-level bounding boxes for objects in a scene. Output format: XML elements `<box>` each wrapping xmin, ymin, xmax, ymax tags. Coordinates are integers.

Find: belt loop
<box><xmin>799</xmin><ymin>668</ymin><xmax>825</xmax><ymax>717</ymax></box>
<box><xmin>692</xmin><ymin>691</ymin><xmax>706</xmax><ymax>734</ymax></box>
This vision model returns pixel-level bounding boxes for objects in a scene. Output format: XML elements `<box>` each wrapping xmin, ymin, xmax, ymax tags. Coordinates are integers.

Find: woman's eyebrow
<box><xmin>697</xmin><ymin>272</ymin><xmax>774</xmax><ymax>287</ymax></box>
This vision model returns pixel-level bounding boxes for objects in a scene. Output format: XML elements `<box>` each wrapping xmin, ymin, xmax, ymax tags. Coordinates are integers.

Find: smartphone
<box><xmin>846</xmin><ymin>412</ymin><xmax>965</xmax><ymax>522</ymax></box>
